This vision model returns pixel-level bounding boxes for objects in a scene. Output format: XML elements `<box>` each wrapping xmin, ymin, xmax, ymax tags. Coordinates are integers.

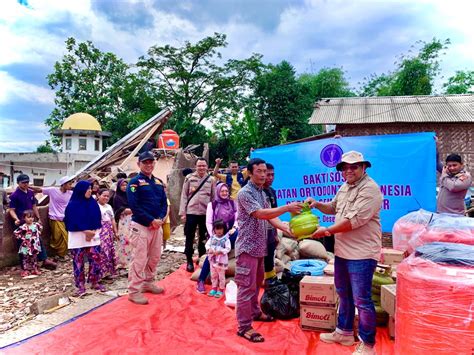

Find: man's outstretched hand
<box><xmin>286</xmin><ymin>202</ymin><xmax>303</xmax><ymax>214</ymax></box>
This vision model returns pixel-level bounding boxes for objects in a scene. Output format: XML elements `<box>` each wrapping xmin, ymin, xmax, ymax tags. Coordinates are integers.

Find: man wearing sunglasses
<box><xmin>305</xmin><ymin>151</ymin><xmax>382</xmax><ymax>355</ymax></box>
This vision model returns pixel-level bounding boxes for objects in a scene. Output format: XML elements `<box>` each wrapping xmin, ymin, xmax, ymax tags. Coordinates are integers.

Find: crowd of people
<box><xmin>2</xmin><ymin>142</ymin><xmax>471</xmax><ymax>355</ymax></box>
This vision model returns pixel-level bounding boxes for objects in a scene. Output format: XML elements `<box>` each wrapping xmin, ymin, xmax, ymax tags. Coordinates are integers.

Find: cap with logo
<box><xmin>17</xmin><ymin>174</ymin><xmax>30</xmax><ymax>183</ymax></box>
<box><xmin>138</xmin><ymin>151</ymin><xmax>155</xmax><ymax>162</ymax></box>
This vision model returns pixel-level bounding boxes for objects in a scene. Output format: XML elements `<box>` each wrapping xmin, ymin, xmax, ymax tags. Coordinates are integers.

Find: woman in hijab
<box><xmin>196</xmin><ymin>183</ymin><xmax>238</xmax><ymax>293</ymax></box>
<box><xmin>64</xmin><ymin>180</ymin><xmax>104</xmax><ymax>296</ymax></box>
<box><xmin>88</xmin><ymin>178</ymin><xmax>100</xmax><ymax>200</ymax></box>
<box><xmin>113</xmin><ymin>179</ymin><xmax>132</xmax><ymax>270</ymax></box>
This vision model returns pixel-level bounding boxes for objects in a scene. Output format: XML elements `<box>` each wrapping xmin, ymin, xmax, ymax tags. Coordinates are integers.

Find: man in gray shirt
<box><xmin>235</xmin><ymin>158</ymin><xmax>302</xmax><ymax>343</ymax></box>
<box><xmin>179</xmin><ymin>158</ymin><xmax>216</xmax><ymax>272</ymax></box>
<box><xmin>437</xmin><ymin>153</ymin><xmax>472</xmax><ymax>215</ymax></box>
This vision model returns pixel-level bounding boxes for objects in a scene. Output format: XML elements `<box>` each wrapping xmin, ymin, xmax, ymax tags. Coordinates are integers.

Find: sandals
<box><xmin>74</xmin><ymin>287</ymin><xmax>86</xmax><ymax>297</ymax></box>
<box><xmin>237</xmin><ymin>328</ymin><xmax>265</xmax><ymax>343</ymax></box>
<box><xmin>253</xmin><ymin>313</ymin><xmax>274</xmax><ymax>322</ymax></box>
<box><xmin>92</xmin><ymin>284</ymin><xmax>106</xmax><ymax>292</ymax></box>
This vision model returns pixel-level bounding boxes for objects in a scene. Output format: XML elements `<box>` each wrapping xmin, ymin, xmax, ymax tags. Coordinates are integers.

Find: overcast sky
<box><xmin>1</xmin><ymin>0</ymin><xmax>473</xmax><ymax>152</ymax></box>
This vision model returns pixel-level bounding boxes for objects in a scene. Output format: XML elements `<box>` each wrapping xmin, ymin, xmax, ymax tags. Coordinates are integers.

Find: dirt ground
<box><xmin>0</xmin><ymin>226</ymin><xmax>188</xmax><ymax>346</ymax></box>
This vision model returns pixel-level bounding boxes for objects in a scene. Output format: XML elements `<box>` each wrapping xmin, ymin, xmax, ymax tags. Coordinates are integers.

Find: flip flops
<box><xmin>237</xmin><ymin>328</ymin><xmax>265</xmax><ymax>343</ymax></box>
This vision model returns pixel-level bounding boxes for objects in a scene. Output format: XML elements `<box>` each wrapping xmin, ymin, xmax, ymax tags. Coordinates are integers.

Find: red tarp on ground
<box><xmin>4</xmin><ymin>266</ymin><xmax>395</xmax><ymax>354</ymax></box>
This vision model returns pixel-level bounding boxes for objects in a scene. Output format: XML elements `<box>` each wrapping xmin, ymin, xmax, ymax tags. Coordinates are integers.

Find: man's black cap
<box><xmin>17</xmin><ymin>174</ymin><xmax>30</xmax><ymax>183</ymax></box>
<box><xmin>138</xmin><ymin>151</ymin><xmax>155</xmax><ymax>162</ymax></box>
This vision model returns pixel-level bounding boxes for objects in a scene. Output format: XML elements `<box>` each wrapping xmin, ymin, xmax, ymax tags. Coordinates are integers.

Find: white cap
<box><xmin>59</xmin><ymin>176</ymin><xmax>73</xmax><ymax>186</ymax></box>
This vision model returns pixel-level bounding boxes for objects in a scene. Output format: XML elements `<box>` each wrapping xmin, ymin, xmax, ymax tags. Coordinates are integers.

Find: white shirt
<box><xmin>99</xmin><ymin>203</ymin><xmax>114</xmax><ymax>223</ymax></box>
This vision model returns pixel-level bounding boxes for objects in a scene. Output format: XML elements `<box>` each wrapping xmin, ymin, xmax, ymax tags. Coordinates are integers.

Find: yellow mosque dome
<box><xmin>61</xmin><ymin>113</ymin><xmax>102</xmax><ymax>131</ymax></box>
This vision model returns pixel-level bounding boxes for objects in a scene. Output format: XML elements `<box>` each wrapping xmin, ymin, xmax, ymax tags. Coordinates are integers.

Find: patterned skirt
<box><xmin>99</xmin><ymin>221</ymin><xmax>117</xmax><ymax>277</ymax></box>
<box><xmin>115</xmin><ymin>214</ymin><xmax>132</xmax><ymax>269</ymax></box>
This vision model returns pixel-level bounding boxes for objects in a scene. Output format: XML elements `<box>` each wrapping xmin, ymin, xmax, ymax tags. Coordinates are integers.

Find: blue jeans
<box><xmin>335</xmin><ymin>256</ymin><xmax>377</xmax><ymax>345</ymax></box>
<box><xmin>198</xmin><ymin>230</ymin><xmax>238</xmax><ymax>282</ymax></box>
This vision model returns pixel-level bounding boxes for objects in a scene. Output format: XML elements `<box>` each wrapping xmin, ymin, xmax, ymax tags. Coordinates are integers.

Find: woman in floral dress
<box><xmin>97</xmin><ymin>189</ymin><xmax>118</xmax><ymax>279</ymax></box>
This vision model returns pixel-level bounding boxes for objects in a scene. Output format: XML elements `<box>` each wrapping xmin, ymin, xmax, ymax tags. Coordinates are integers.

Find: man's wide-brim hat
<box><xmin>336</xmin><ymin>151</ymin><xmax>372</xmax><ymax>171</ymax></box>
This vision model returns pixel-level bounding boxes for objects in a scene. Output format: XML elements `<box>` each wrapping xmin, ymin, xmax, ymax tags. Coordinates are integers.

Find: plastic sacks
<box><xmin>392</xmin><ymin>209</ymin><xmax>433</xmax><ymax>252</ymax></box>
<box><xmin>415</xmin><ymin>242</ymin><xmax>474</xmax><ymax>266</ymax></box>
<box><xmin>260</xmin><ymin>279</ymin><xmax>299</xmax><ymax>320</ymax></box>
<box><xmin>298</xmin><ymin>239</ymin><xmax>328</xmax><ymax>260</ymax></box>
<box><xmin>395</xmin><ymin>251</ymin><xmax>474</xmax><ymax>354</ymax></box>
<box><xmin>224</xmin><ymin>280</ymin><xmax>237</xmax><ymax>308</ymax></box>
<box><xmin>419</xmin><ymin>213</ymin><xmax>474</xmax><ymax>248</ymax></box>
<box><xmin>392</xmin><ymin>209</ymin><xmax>474</xmax><ymax>254</ymax></box>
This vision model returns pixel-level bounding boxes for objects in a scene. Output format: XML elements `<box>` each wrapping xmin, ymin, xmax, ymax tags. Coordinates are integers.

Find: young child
<box><xmin>205</xmin><ymin>219</ymin><xmax>231</xmax><ymax>298</ymax></box>
<box><xmin>97</xmin><ymin>189</ymin><xmax>118</xmax><ymax>280</ymax></box>
<box><xmin>14</xmin><ymin>210</ymin><xmax>42</xmax><ymax>277</ymax></box>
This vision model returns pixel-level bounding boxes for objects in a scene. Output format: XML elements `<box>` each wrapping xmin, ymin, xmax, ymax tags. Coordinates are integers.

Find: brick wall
<box><xmin>336</xmin><ymin>123</ymin><xmax>474</xmax><ymax>179</ymax></box>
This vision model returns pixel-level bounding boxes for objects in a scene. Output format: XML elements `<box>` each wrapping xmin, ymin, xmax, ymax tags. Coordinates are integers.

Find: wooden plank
<box><xmin>119</xmin><ymin>121</ymin><xmax>162</xmax><ymax>170</ymax></box>
<box><xmin>71</xmin><ymin>108</ymin><xmax>172</xmax><ymax>179</ymax></box>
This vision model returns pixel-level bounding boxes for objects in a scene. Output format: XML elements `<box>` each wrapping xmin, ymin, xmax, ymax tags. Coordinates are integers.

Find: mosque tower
<box><xmin>53</xmin><ymin>113</ymin><xmax>111</xmax><ymax>155</ymax></box>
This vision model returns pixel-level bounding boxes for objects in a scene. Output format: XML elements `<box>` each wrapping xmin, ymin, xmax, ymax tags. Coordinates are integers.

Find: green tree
<box><xmin>359</xmin><ymin>38</ymin><xmax>450</xmax><ymax>96</ymax></box>
<box><xmin>46</xmin><ymin>37</ymin><xmax>154</xmax><ymax>145</ymax></box>
<box><xmin>252</xmin><ymin>61</ymin><xmax>319</xmax><ymax>147</ymax></box>
<box><xmin>36</xmin><ymin>141</ymin><xmax>56</xmax><ymax>153</ymax></box>
<box><xmin>299</xmin><ymin>67</ymin><xmax>355</xmax><ymax>99</ymax></box>
<box><xmin>358</xmin><ymin>73</ymin><xmax>393</xmax><ymax>97</ymax></box>
<box><xmin>210</xmin><ymin>108</ymin><xmax>263</xmax><ymax>163</ymax></box>
<box><xmin>137</xmin><ymin>33</ymin><xmax>263</xmax><ymax>147</ymax></box>
<box><xmin>443</xmin><ymin>70</ymin><xmax>474</xmax><ymax>94</ymax></box>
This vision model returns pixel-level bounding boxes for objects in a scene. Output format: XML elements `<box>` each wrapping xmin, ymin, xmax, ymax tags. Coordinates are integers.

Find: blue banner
<box><xmin>251</xmin><ymin>132</ymin><xmax>437</xmax><ymax>232</ymax></box>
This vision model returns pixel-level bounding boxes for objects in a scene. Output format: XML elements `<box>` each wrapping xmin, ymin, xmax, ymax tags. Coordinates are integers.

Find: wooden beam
<box><xmin>118</xmin><ymin>118</ymin><xmax>168</xmax><ymax>170</ymax></box>
<box><xmin>71</xmin><ymin>108</ymin><xmax>172</xmax><ymax>180</ymax></box>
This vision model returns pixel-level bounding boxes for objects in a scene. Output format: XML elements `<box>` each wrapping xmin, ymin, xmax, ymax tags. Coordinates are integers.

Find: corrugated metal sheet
<box><xmin>309</xmin><ymin>95</ymin><xmax>474</xmax><ymax>124</ymax></box>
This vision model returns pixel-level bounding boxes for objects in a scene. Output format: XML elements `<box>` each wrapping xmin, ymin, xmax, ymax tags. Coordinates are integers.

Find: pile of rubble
<box><xmin>0</xmin><ymin>261</ymin><xmax>74</xmax><ymax>332</ymax></box>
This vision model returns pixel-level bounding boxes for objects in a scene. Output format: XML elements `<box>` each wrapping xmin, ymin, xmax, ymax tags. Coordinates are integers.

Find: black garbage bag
<box><xmin>281</xmin><ymin>269</ymin><xmax>307</xmax><ymax>301</ymax></box>
<box><xmin>260</xmin><ymin>279</ymin><xmax>299</xmax><ymax>320</ymax></box>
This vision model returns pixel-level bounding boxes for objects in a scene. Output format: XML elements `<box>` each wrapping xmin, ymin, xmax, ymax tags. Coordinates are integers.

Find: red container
<box><xmin>396</xmin><ymin>256</ymin><xmax>474</xmax><ymax>354</ymax></box>
<box><xmin>158</xmin><ymin>130</ymin><xmax>180</xmax><ymax>150</ymax></box>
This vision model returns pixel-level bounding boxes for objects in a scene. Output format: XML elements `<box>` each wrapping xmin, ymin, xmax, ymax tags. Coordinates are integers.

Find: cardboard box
<box><xmin>381</xmin><ymin>284</ymin><xmax>396</xmax><ymax>317</ymax></box>
<box><xmin>300</xmin><ymin>276</ymin><xmax>337</xmax><ymax>307</ymax></box>
<box><xmin>388</xmin><ymin>315</ymin><xmax>395</xmax><ymax>339</ymax></box>
<box><xmin>380</xmin><ymin>248</ymin><xmax>405</xmax><ymax>266</ymax></box>
<box><xmin>300</xmin><ymin>305</ymin><xmax>336</xmax><ymax>331</ymax></box>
